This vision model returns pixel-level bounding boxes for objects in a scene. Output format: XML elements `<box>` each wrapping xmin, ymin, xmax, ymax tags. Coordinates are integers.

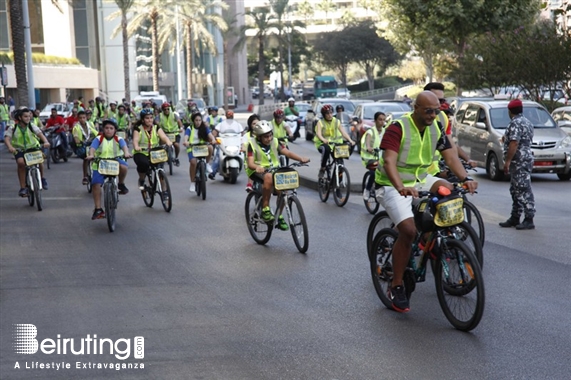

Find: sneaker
<box><xmin>82</xmin><ymin>177</ymin><xmax>88</xmax><ymax>185</ymax></box>
<box><xmin>499</xmin><ymin>217</ymin><xmax>519</xmax><ymax>228</ymax></box>
<box><xmin>245</xmin><ymin>183</ymin><xmax>253</xmax><ymax>193</ymax></box>
<box><xmin>261</xmin><ymin>206</ymin><xmax>274</xmax><ymax>223</ymax></box>
<box><xmin>118</xmin><ymin>183</ymin><xmax>129</xmax><ymax>195</ymax></box>
<box><xmin>516</xmin><ymin>218</ymin><xmax>535</xmax><ymax>230</ymax></box>
<box><xmin>208</xmin><ymin>173</ymin><xmax>215</xmax><ymax>180</ymax></box>
<box><xmin>318</xmin><ymin>168</ymin><xmax>326</xmax><ymax>179</ymax></box>
<box><xmin>41</xmin><ymin>178</ymin><xmax>48</xmax><ymax>190</ymax></box>
<box><xmin>189</xmin><ymin>185</ymin><xmax>193</xmax><ymax>193</ymax></box>
<box><xmin>18</xmin><ymin>188</ymin><xmax>29</xmax><ymax>197</ymax></box>
<box><xmin>91</xmin><ymin>208</ymin><xmax>105</xmax><ymax>220</ymax></box>
<box><xmin>138</xmin><ymin>179</ymin><xmax>145</xmax><ymax>190</ymax></box>
<box><xmin>363</xmin><ymin>189</ymin><xmax>370</xmax><ymax>200</ymax></box>
<box><xmin>388</xmin><ymin>285</ymin><xmax>410</xmax><ymax>313</ymax></box>
<box><xmin>174</xmin><ymin>158</ymin><xmax>180</xmax><ymax>167</ymax></box>
<box><xmin>206</xmin><ymin>163</ymin><xmax>213</xmax><ymax>174</ymax></box>
<box><xmin>277</xmin><ymin>216</ymin><xmax>289</xmax><ymax>231</ymax></box>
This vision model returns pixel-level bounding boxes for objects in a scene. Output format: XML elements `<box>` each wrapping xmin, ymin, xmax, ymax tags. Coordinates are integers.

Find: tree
<box><xmin>312</xmin><ymin>30</ymin><xmax>352</xmax><ymax>86</ymax></box>
<box><xmin>296</xmin><ymin>0</ymin><xmax>313</xmax><ymax>24</ymax></box>
<box><xmin>108</xmin><ymin>0</ymin><xmax>136</xmax><ymax>102</ymax></box>
<box><xmin>317</xmin><ymin>0</ymin><xmax>336</xmax><ymax>24</ymax></box>
<box><xmin>8</xmin><ymin>0</ymin><xmax>28</xmax><ymax>106</ymax></box>
<box><xmin>221</xmin><ymin>10</ymin><xmax>238</xmax><ymax>110</ymax></box>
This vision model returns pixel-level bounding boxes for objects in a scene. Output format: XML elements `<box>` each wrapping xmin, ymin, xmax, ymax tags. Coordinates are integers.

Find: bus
<box><xmin>314</xmin><ymin>76</ymin><xmax>338</xmax><ymax>98</ymax></box>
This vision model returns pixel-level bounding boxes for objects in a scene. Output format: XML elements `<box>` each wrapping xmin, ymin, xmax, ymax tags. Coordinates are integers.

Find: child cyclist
<box><xmin>183</xmin><ymin>112</ymin><xmax>216</xmax><ymax>192</ymax></box>
<box><xmin>246</xmin><ymin>120</ymin><xmax>309</xmax><ymax>230</ymax></box>
<box><xmin>360</xmin><ymin>111</ymin><xmax>386</xmax><ymax>200</ymax></box>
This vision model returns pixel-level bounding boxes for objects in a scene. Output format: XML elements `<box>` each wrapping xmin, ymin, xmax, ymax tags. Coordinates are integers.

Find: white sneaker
<box><xmin>189</xmin><ymin>185</ymin><xmax>193</xmax><ymax>193</ymax></box>
<box><xmin>363</xmin><ymin>189</ymin><xmax>370</xmax><ymax>200</ymax></box>
<box><xmin>206</xmin><ymin>163</ymin><xmax>213</xmax><ymax>174</ymax></box>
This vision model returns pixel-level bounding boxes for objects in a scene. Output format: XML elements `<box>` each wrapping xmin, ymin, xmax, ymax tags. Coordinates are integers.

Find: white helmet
<box><xmin>288</xmin><ymin>97</ymin><xmax>295</xmax><ymax>102</ymax></box>
<box><xmin>253</xmin><ymin>120</ymin><xmax>273</xmax><ymax>136</ymax></box>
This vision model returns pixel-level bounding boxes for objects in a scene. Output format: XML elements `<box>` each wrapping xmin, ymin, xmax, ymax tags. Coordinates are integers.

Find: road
<box><xmin>1</xmin><ymin>118</ymin><xmax>570</xmax><ymax>379</ymax></box>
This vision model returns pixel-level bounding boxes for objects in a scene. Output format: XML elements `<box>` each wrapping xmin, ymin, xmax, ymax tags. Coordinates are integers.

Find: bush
<box><xmin>348</xmin><ymin>76</ymin><xmax>409</xmax><ymax>92</ymax></box>
<box><xmin>0</xmin><ymin>52</ymin><xmax>82</xmax><ymax>65</ymax></box>
<box><xmin>405</xmin><ymin>81</ymin><xmax>457</xmax><ymax>99</ymax></box>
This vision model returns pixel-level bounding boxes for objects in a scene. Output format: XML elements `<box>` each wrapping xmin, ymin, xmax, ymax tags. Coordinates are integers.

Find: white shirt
<box><xmin>215</xmin><ymin>119</ymin><xmax>244</xmax><ymax>134</ymax></box>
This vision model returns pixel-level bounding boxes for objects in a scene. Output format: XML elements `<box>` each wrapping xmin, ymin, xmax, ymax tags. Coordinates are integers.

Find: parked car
<box><xmin>175</xmin><ymin>98</ymin><xmax>207</xmax><ymax>120</ymax></box>
<box><xmin>541</xmin><ymin>89</ymin><xmax>568</xmax><ymax>105</ymax></box>
<box><xmin>39</xmin><ymin>102</ymin><xmax>73</xmax><ymax>124</ymax></box>
<box><xmin>454</xmin><ymin>100</ymin><xmax>571</xmax><ymax>181</ymax></box>
<box><xmin>552</xmin><ymin>106</ymin><xmax>571</xmax><ymax>136</ymax></box>
<box><xmin>336</xmin><ymin>87</ymin><xmax>351</xmax><ymax>99</ymax></box>
<box><xmin>447</xmin><ymin>97</ymin><xmax>494</xmax><ymax>116</ymax></box>
<box><xmin>304</xmin><ymin>98</ymin><xmax>356</xmax><ymax>140</ymax></box>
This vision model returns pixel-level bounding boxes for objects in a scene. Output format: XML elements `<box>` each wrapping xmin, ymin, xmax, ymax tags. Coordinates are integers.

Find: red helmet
<box><xmin>273</xmin><ymin>109</ymin><xmax>284</xmax><ymax>118</ymax></box>
<box><xmin>321</xmin><ymin>104</ymin><xmax>334</xmax><ymax>116</ymax></box>
<box><xmin>161</xmin><ymin>102</ymin><xmax>171</xmax><ymax>110</ymax></box>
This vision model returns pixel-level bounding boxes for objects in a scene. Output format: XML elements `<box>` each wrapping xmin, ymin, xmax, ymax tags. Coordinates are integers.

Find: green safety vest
<box><xmin>245</xmin><ymin>137</ymin><xmax>280</xmax><ymax>177</ymax></box>
<box><xmin>0</xmin><ymin>104</ymin><xmax>9</xmax><ymax>121</ymax></box>
<box><xmin>376</xmin><ymin>114</ymin><xmax>441</xmax><ymax>187</ymax></box>
<box><xmin>313</xmin><ymin>118</ymin><xmax>342</xmax><ymax>149</ymax></box>
<box><xmin>132</xmin><ymin>106</ymin><xmax>142</xmax><ymax>118</ymax></box>
<box><xmin>159</xmin><ymin>113</ymin><xmax>178</xmax><ymax>133</ymax></box>
<box><xmin>271</xmin><ymin>119</ymin><xmax>288</xmax><ymax>141</ymax></box>
<box><xmin>10</xmin><ymin>123</ymin><xmax>40</xmax><ymax>150</ymax></box>
<box><xmin>207</xmin><ymin>115</ymin><xmax>223</xmax><ymax>126</ymax></box>
<box><xmin>185</xmin><ymin>127</ymin><xmax>209</xmax><ymax>154</ymax></box>
<box><xmin>91</xmin><ymin>136</ymin><xmax>123</xmax><ymax>170</ymax></box>
<box><xmin>31</xmin><ymin>117</ymin><xmax>41</xmax><ymax>128</ymax></box>
<box><xmin>360</xmin><ymin>126</ymin><xmax>382</xmax><ymax>164</ymax></box>
<box><xmin>94</xmin><ymin>104</ymin><xmax>106</xmax><ymax>120</ymax></box>
<box><xmin>428</xmin><ymin>112</ymin><xmax>449</xmax><ymax>175</ymax></box>
<box><xmin>73</xmin><ymin>121</ymin><xmax>98</xmax><ymax>143</ymax></box>
<box><xmin>116</xmin><ymin>114</ymin><xmax>129</xmax><ymax>130</ymax></box>
<box><xmin>107</xmin><ymin>109</ymin><xmax>118</xmax><ymax>120</ymax></box>
<box><xmin>136</xmin><ymin>125</ymin><xmax>160</xmax><ymax>156</ymax></box>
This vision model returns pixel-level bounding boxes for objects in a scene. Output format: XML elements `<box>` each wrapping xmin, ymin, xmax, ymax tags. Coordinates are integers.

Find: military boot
<box><xmin>516</xmin><ymin>218</ymin><xmax>535</xmax><ymax>230</ymax></box>
<box><xmin>499</xmin><ymin>217</ymin><xmax>520</xmax><ymax>228</ymax></box>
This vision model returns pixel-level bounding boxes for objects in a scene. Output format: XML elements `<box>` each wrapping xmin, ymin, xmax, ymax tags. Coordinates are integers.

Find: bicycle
<box><xmin>19</xmin><ymin>148</ymin><xmax>44</xmax><ymax>212</ymax></box>
<box><xmin>164</xmin><ymin>132</ymin><xmax>178</xmax><ymax>175</ymax></box>
<box><xmin>366</xmin><ymin>184</ymin><xmax>484</xmax><ymax>268</ymax></box>
<box><xmin>191</xmin><ymin>144</ymin><xmax>210</xmax><ymax>200</ymax></box>
<box><xmin>91</xmin><ymin>157</ymin><xmax>122</xmax><ymax>232</ymax></box>
<box><xmin>140</xmin><ymin>146</ymin><xmax>172</xmax><ymax>212</ymax></box>
<box><xmin>317</xmin><ymin>142</ymin><xmax>351</xmax><ymax>207</ymax></box>
<box><xmin>362</xmin><ymin>148</ymin><xmax>381</xmax><ymax>215</ymax></box>
<box><xmin>245</xmin><ymin>163</ymin><xmax>309</xmax><ymax>253</ymax></box>
<box><xmin>369</xmin><ymin>188</ymin><xmax>485</xmax><ymax>331</ymax></box>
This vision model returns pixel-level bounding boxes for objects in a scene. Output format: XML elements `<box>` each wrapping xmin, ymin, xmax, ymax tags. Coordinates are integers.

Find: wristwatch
<box><xmin>462</xmin><ymin>176</ymin><xmax>474</xmax><ymax>182</ymax></box>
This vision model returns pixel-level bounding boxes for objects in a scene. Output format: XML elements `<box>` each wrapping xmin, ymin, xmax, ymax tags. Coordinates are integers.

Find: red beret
<box><xmin>508</xmin><ymin>99</ymin><xmax>522</xmax><ymax>109</ymax></box>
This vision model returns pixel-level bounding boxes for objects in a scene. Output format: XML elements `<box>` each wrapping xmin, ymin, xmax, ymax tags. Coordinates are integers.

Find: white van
<box><xmin>132</xmin><ymin>91</ymin><xmax>168</xmax><ymax>108</ymax></box>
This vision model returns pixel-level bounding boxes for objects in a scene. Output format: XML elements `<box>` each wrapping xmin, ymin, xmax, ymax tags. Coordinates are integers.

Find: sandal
<box><xmin>82</xmin><ymin>177</ymin><xmax>88</xmax><ymax>185</ymax></box>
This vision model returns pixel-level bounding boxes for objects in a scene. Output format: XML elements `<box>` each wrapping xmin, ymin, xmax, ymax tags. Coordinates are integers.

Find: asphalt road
<box><xmin>1</xmin><ymin>123</ymin><xmax>570</xmax><ymax>379</ymax></box>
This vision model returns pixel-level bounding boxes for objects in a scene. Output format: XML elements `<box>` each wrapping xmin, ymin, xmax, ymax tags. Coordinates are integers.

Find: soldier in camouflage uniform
<box><xmin>499</xmin><ymin>99</ymin><xmax>536</xmax><ymax>230</ymax></box>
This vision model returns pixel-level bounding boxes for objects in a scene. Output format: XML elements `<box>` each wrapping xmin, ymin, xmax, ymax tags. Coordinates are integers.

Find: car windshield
<box><xmin>490</xmin><ymin>107</ymin><xmax>556</xmax><ymax>129</ymax></box>
<box><xmin>378</xmin><ymin>102</ymin><xmax>410</xmax><ymax>111</ymax></box>
<box><xmin>42</xmin><ymin>104</ymin><xmax>65</xmax><ymax>113</ymax></box>
<box><xmin>364</xmin><ymin>104</ymin><xmax>405</xmax><ymax>119</ymax></box>
<box><xmin>296</xmin><ymin>103</ymin><xmax>311</xmax><ymax>112</ymax></box>
<box><xmin>553</xmin><ymin>111</ymin><xmax>571</xmax><ymax>125</ymax></box>
<box><xmin>331</xmin><ymin>101</ymin><xmax>355</xmax><ymax>113</ymax></box>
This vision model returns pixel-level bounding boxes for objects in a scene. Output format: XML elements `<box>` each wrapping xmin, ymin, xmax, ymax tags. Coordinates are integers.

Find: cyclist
<box><xmin>85</xmin><ymin>109</ymin><xmax>97</xmax><ymax>128</ymax></box>
<box><xmin>182</xmin><ymin>101</ymin><xmax>199</xmax><ymax>127</ymax></box>
<box><xmin>314</xmin><ymin>104</ymin><xmax>354</xmax><ymax>178</ymax></box>
<box><xmin>132</xmin><ymin>108</ymin><xmax>173</xmax><ymax>191</ymax></box>
<box><xmin>30</xmin><ymin>109</ymin><xmax>44</xmax><ymax>130</ymax></box>
<box><xmin>158</xmin><ymin>102</ymin><xmax>183</xmax><ymax>166</ymax></box>
<box><xmin>284</xmin><ymin>97</ymin><xmax>300</xmax><ymax>138</ymax></box>
<box><xmin>73</xmin><ymin>110</ymin><xmax>99</xmax><ymax>185</ymax></box>
<box><xmin>93</xmin><ymin>97</ymin><xmax>107</xmax><ymax>124</ymax></box>
<box><xmin>270</xmin><ymin>109</ymin><xmax>293</xmax><ymax>146</ymax></box>
<box><xmin>182</xmin><ymin>112</ymin><xmax>216</xmax><ymax>192</ymax></box>
<box><xmin>361</xmin><ymin>111</ymin><xmax>386</xmax><ymax>200</ymax></box>
<box><xmin>0</xmin><ymin>96</ymin><xmax>10</xmax><ymax>142</ymax></box>
<box><xmin>106</xmin><ymin>101</ymin><xmax>119</xmax><ymax>120</ymax></box>
<box><xmin>116</xmin><ymin>104</ymin><xmax>132</xmax><ymax>140</ymax></box>
<box><xmin>85</xmin><ymin>119</ymin><xmax>132</xmax><ymax>220</ymax></box>
<box><xmin>244</xmin><ymin>114</ymin><xmax>261</xmax><ymax>192</ymax></box>
<box><xmin>4</xmin><ymin>108</ymin><xmax>50</xmax><ymax>196</ymax></box>
<box><xmin>375</xmin><ymin>91</ymin><xmax>478</xmax><ymax>313</ymax></box>
<box><xmin>205</xmin><ymin>106</ymin><xmax>223</xmax><ymax>127</ymax></box>
<box><xmin>130</xmin><ymin>100</ymin><xmax>141</xmax><ymax>120</ymax></box>
<box><xmin>246</xmin><ymin>120</ymin><xmax>309</xmax><ymax>230</ymax></box>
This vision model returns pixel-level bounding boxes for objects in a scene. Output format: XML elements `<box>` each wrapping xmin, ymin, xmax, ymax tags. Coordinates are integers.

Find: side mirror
<box><xmin>475</xmin><ymin>122</ymin><xmax>486</xmax><ymax>130</ymax></box>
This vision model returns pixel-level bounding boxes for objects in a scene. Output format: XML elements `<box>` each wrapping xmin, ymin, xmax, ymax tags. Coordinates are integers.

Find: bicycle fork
<box><xmin>28</xmin><ymin>167</ymin><xmax>42</xmax><ymax>191</ymax></box>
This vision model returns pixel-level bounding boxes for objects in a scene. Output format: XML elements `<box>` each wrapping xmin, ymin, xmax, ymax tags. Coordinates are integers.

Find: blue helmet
<box><xmin>140</xmin><ymin>108</ymin><xmax>154</xmax><ymax>118</ymax></box>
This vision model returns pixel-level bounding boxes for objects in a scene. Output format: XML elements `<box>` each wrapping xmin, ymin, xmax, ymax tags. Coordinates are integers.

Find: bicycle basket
<box><xmin>193</xmin><ymin>145</ymin><xmax>209</xmax><ymax>158</ymax></box>
<box><xmin>98</xmin><ymin>160</ymin><xmax>120</xmax><ymax>176</ymax></box>
<box><xmin>24</xmin><ymin>150</ymin><xmax>44</xmax><ymax>166</ymax></box>
<box><xmin>165</xmin><ymin>133</ymin><xmax>177</xmax><ymax>142</ymax></box>
<box><xmin>414</xmin><ymin>198</ymin><xmax>434</xmax><ymax>232</ymax></box>
<box><xmin>434</xmin><ymin>195</ymin><xmax>464</xmax><ymax>227</ymax></box>
<box><xmin>150</xmin><ymin>148</ymin><xmax>168</xmax><ymax>164</ymax></box>
<box><xmin>333</xmin><ymin>144</ymin><xmax>350</xmax><ymax>159</ymax></box>
<box><xmin>273</xmin><ymin>168</ymin><xmax>299</xmax><ymax>190</ymax></box>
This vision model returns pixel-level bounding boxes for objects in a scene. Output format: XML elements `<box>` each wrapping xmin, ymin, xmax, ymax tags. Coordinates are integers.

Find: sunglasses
<box><xmin>439</xmin><ymin>98</ymin><xmax>446</xmax><ymax>104</ymax></box>
<box><xmin>423</xmin><ymin>108</ymin><xmax>441</xmax><ymax>115</ymax></box>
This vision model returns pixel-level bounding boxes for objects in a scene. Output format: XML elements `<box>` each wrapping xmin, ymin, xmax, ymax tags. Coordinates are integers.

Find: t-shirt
<box><xmin>380</xmin><ymin>120</ymin><xmax>451</xmax><ymax>154</ymax></box>
<box><xmin>284</xmin><ymin>106</ymin><xmax>299</xmax><ymax>116</ymax></box>
<box><xmin>65</xmin><ymin>116</ymin><xmax>78</xmax><ymax>129</ymax></box>
<box><xmin>215</xmin><ymin>119</ymin><xmax>244</xmax><ymax>134</ymax></box>
<box><xmin>185</xmin><ymin>127</ymin><xmax>212</xmax><ymax>145</ymax></box>
<box><xmin>45</xmin><ymin>115</ymin><xmax>66</xmax><ymax>132</ymax></box>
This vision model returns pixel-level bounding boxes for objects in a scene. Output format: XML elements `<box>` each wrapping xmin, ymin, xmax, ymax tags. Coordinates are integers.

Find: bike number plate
<box><xmin>98</xmin><ymin>160</ymin><xmax>120</xmax><ymax>176</ymax></box>
<box><xmin>193</xmin><ymin>145</ymin><xmax>209</xmax><ymax>157</ymax></box>
<box><xmin>434</xmin><ymin>197</ymin><xmax>464</xmax><ymax>227</ymax></box>
<box><xmin>334</xmin><ymin>145</ymin><xmax>349</xmax><ymax>158</ymax></box>
<box><xmin>150</xmin><ymin>149</ymin><xmax>168</xmax><ymax>163</ymax></box>
<box><xmin>166</xmin><ymin>133</ymin><xmax>177</xmax><ymax>142</ymax></box>
<box><xmin>117</xmin><ymin>131</ymin><xmax>126</xmax><ymax>139</ymax></box>
<box><xmin>274</xmin><ymin>170</ymin><xmax>299</xmax><ymax>190</ymax></box>
<box><xmin>24</xmin><ymin>151</ymin><xmax>44</xmax><ymax>166</ymax></box>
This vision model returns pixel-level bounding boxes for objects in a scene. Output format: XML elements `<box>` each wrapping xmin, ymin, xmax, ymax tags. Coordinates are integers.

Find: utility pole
<box><xmin>21</xmin><ymin>0</ymin><xmax>35</xmax><ymax>107</ymax></box>
<box><xmin>175</xmin><ymin>4</ymin><xmax>183</xmax><ymax>102</ymax></box>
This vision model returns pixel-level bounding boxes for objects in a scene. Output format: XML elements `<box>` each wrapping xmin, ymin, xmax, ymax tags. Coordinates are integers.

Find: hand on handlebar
<box><xmin>124</xmin><ymin>153</ymin><xmax>133</xmax><ymax>159</ymax></box>
<box><xmin>398</xmin><ymin>187</ymin><xmax>418</xmax><ymax>198</ymax></box>
<box><xmin>462</xmin><ymin>180</ymin><xmax>478</xmax><ymax>194</ymax></box>
<box><xmin>300</xmin><ymin>157</ymin><xmax>310</xmax><ymax>164</ymax></box>
<box><xmin>255</xmin><ymin>166</ymin><xmax>265</xmax><ymax>174</ymax></box>
<box><xmin>85</xmin><ymin>155</ymin><xmax>94</xmax><ymax>161</ymax></box>
<box><xmin>43</xmin><ymin>142</ymin><xmax>50</xmax><ymax>148</ymax></box>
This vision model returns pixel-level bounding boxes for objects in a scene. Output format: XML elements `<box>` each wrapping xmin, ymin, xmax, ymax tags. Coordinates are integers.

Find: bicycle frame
<box><xmin>26</xmin><ymin>164</ymin><xmax>42</xmax><ymax>191</ymax></box>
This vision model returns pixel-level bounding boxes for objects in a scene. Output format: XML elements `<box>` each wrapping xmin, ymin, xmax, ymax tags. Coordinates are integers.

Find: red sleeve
<box><xmin>446</xmin><ymin>120</ymin><xmax>452</xmax><ymax>135</ymax></box>
<box><xmin>380</xmin><ymin>123</ymin><xmax>403</xmax><ymax>153</ymax></box>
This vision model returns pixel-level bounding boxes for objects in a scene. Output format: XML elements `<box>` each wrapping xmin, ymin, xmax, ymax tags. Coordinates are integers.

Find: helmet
<box><xmin>253</xmin><ymin>120</ymin><xmax>273</xmax><ymax>136</ymax></box>
<box><xmin>109</xmin><ymin>101</ymin><xmax>117</xmax><ymax>106</ymax></box>
<box><xmin>335</xmin><ymin>104</ymin><xmax>344</xmax><ymax>112</ymax></box>
<box><xmin>140</xmin><ymin>108</ymin><xmax>154</xmax><ymax>118</ymax></box>
<box><xmin>226</xmin><ymin>110</ymin><xmax>234</xmax><ymax>118</ymax></box>
<box><xmin>118</xmin><ymin>104</ymin><xmax>126</xmax><ymax>110</ymax></box>
<box><xmin>212</xmin><ymin>106</ymin><xmax>218</xmax><ymax>112</ymax></box>
<box><xmin>86</xmin><ymin>109</ymin><xmax>93</xmax><ymax>115</ymax></box>
<box><xmin>161</xmin><ymin>102</ymin><xmax>171</xmax><ymax>110</ymax></box>
<box><xmin>288</xmin><ymin>97</ymin><xmax>295</xmax><ymax>102</ymax></box>
<box><xmin>101</xmin><ymin>119</ymin><xmax>118</xmax><ymax>129</ymax></box>
<box><xmin>273</xmin><ymin>109</ymin><xmax>284</xmax><ymax>118</ymax></box>
<box><xmin>321</xmin><ymin>104</ymin><xmax>334</xmax><ymax>116</ymax></box>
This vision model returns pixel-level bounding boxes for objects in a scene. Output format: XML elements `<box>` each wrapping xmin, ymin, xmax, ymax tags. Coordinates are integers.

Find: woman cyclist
<box><xmin>244</xmin><ymin>114</ymin><xmax>260</xmax><ymax>192</ymax></box>
<box><xmin>132</xmin><ymin>108</ymin><xmax>173</xmax><ymax>191</ymax></box>
<box><xmin>183</xmin><ymin>112</ymin><xmax>216</xmax><ymax>192</ymax></box>
<box><xmin>314</xmin><ymin>104</ymin><xmax>354</xmax><ymax>178</ymax></box>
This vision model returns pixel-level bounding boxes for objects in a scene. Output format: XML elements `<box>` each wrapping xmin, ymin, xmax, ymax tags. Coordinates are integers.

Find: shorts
<box><xmin>375</xmin><ymin>175</ymin><xmax>442</xmax><ymax>226</ymax></box>
<box><xmin>249</xmin><ymin>172</ymin><xmax>267</xmax><ymax>184</ymax></box>
<box><xmin>92</xmin><ymin>159</ymin><xmax>128</xmax><ymax>185</ymax></box>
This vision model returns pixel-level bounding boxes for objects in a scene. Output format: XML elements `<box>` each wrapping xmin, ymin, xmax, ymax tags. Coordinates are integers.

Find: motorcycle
<box><xmin>214</xmin><ymin>131</ymin><xmax>244</xmax><ymax>184</ymax></box>
<box><xmin>285</xmin><ymin>115</ymin><xmax>300</xmax><ymax>142</ymax></box>
<box><xmin>45</xmin><ymin>126</ymin><xmax>73</xmax><ymax>163</ymax></box>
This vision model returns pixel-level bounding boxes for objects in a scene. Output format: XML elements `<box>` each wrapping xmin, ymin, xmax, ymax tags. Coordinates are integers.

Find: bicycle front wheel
<box><xmin>104</xmin><ymin>181</ymin><xmax>116</xmax><ymax>232</ymax></box>
<box><xmin>167</xmin><ymin>147</ymin><xmax>174</xmax><ymax>175</ymax></box>
<box><xmin>443</xmin><ymin>222</ymin><xmax>484</xmax><ymax>269</ymax></box>
<box><xmin>158</xmin><ymin>170</ymin><xmax>172</xmax><ymax>212</ymax></box>
<box><xmin>333</xmin><ymin>166</ymin><xmax>350</xmax><ymax>207</ymax></box>
<box><xmin>199</xmin><ymin>161</ymin><xmax>206</xmax><ymax>200</ymax></box>
<box><xmin>318</xmin><ymin>172</ymin><xmax>330</xmax><ymax>202</ymax></box>
<box><xmin>32</xmin><ymin>170</ymin><xmax>42</xmax><ymax>211</ymax></box>
<box><xmin>287</xmin><ymin>196</ymin><xmax>309</xmax><ymax>253</ymax></box>
<box><xmin>463</xmin><ymin>199</ymin><xmax>485</xmax><ymax>247</ymax></box>
<box><xmin>366</xmin><ymin>211</ymin><xmax>394</xmax><ymax>254</ymax></box>
<box><xmin>434</xmin><ymin>239</ymin><xmax>485</xmax><ymax>332</ymax></box>
<box><xmin>27</xmin><ymin>173</ymin><xmax>35</xmax><ymax>207</ymax></box>
<box><xmin>370</xmin><ymin>228</ymin><xmax>398</xmax><ymax>310</ymax></box>
<box><xmin>86</xmin><ymin>165</ymin><xmax>93</xmax><ymax>193</ymax></box>
<box><xmin>244</xmin><ymin>192</ymin><xmax>272</xmax><ymax>245</ymax></box>
<box><xmin>141</xmin><ymin>173</ymin><xmax>154</xmax><ymax>208</ymax></box>
<box><xmin>362</xmin><ymin>171</ymin><xmax>379</xmax><ymax>214</ymax></box>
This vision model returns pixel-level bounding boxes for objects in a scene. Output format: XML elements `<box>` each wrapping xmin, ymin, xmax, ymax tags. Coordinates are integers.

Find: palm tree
<box><xmin>296</xmin><ymin>0</ymin><xmax>313</xmax><ymax>24</ymax></box>
<box><xmin>107</xmin><ymin>0</ymin><xmax>136</xmax><ymax>102</ymax></box>
<box><xmin>270</xmin><ymin>0</ymin><xmax>289</xmax><ymax>101</ymax></box>
<box><xmin>220</xmin><ymin>10</ymin><xmax>239</xmax><ymax>110</ymax></box>
<box><xmin>317</xmin><ymin>0</ymin><xmax>336</xmax><ymax>24</ymax></box>
<box><xmin>158</xmin><ymin>0</ymin><xmax>228</xmax><ymax>99</ymax></box>
<box><xmin>8</xmin><ymin>0</ymin><xmax>28</xmax><ymax>106</ymax></box>
<box><xmin>236</xmin><ymin>8</ymin><xmax>276</xmax><ymax>106</ymax></box>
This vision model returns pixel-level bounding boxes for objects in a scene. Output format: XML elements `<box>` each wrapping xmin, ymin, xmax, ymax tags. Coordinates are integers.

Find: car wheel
<box><xmin>486</xmin><ymin>152</ymin><xmax>504</xmax><ymax>181</ymax></box>
<box><xmin>557</xmin><ymin>172</ymin><xmax>571</xmax><ymax>181</ymax></box>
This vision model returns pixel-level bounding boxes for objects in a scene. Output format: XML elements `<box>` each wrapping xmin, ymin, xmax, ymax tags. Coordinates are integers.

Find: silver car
<box><xmin>552</xmin><ymin>106</ymin><xmax>571</xmax><ymax>136</ymax></box>
<box><xmin>454</xmin><ymin>100</ymin><xmax>571</xmax><ymax>181</ymax></box>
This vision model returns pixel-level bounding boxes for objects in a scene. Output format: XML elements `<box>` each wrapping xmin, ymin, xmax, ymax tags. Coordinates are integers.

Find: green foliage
<box><xmin>404</xmin><ymin>82</ymin><xmax>457</xmax><ymax>99</ymax></box>
<box><xmin>0</xmin><ymin>52</ymin><xmax>82</xmax><ymax>65</ymax></box>
<box><xmin>347</xmin><ymin>76</ymin><xmax>408</xmax><ymax>92</ymax></box>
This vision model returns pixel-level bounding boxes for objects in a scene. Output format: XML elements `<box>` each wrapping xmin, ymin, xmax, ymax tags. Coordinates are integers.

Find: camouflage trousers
<box><xmin>509</xmin><ymin>160</ymin><xmax>535</xmax><ymax>219</ymax></box>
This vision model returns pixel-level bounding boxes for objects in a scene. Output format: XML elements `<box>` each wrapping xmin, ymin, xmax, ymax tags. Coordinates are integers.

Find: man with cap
<box><xmin>210</xmin><ymin>110</ymin><xmax>244</xmax><ymax>179</ymax></box>
<box><xmin>499</xmin><ymin>99</ymin><xmax>535</xmax><ymax>230</ymax></box>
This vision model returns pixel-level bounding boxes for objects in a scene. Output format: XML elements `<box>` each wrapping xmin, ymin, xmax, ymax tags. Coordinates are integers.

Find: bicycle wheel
<box><xmin>167</xmin><ymin>146</ymin><xmax>174</xmax><ymax>176</ymax></box>
<box><xmin>32</xmin><ymin>170</ymin><xmax>42</xmax><ymax>211</ymax></box>
<box><xmin>27</xmin><ymin>173</ymin><xmax>34</xmax><ymax>207</ymax></box>
<box><xmin>463</xmin><ymin>199</ymin><xmax>485</xmax><ymax>248</ymax></box>
<box><xmin>44</xmin><ymin>149</ymin><xmax>50</xmax><ymax>169</ymax></box>
<box><xmin>104</xmin><ymin>181</ymin><xmax>116</xmax><ymax>232</ymax></box>
<box><xmin>317</xmin><ymin>172</ymin><xmax>330</xmax><ymax>202</ymax></box>
<box><xmin>362</xmin><ymin>172</ymin><xmax>380</xmax><ymax>214</ymax></box>
<box><xmin>434</xmin><ymin>239</ymin><xmax>485</xmax><ymax>332</ymax></box>
<box><xmin>244</xmin><ymin>192</ymin><xmax>272</xmax><ymax>245</ymax></box>
<box><xmin>366</xmin><ymin>211</ymin><xmax>395</xmax><ymax>254</ymax></box>
<box><xmin>369</xmin><ymin>228</ymin><xmax>398</xmax><ymax>310</ymax></box>
<box><xmin>287</xmin><ymin>195</ymin><xmax>309</xmax><ymax>253</ymax></box>
<box><xmin>199</xmin><ymin>161</ymin><xmax>206</xmax><ymax>200</ymax></box>
<box><xmin>443</xmin><ymin>222</ymin><xmax>484</xmax><ymax>269</ymax></box>
<box><xmin>158</xmin><ymin>170</ymin><xmax>172</xmax><ymax>212</ymax></box>
<box><xmin>86</xmin><ymin>165</ymin><xmax>93</xmax><ymax>193</ymax></box>
<box><xmin>141</xmin><ymin>173</ymin><xmax>154</xmax><ymax>208</ymax></box>
<box><xmin>195</xmin><ymin>164</ymin><xmax>202</xmax><ymax>196</ymax></box>
<box><xmin>333</xmin><ymin>166</ymin><xmax>350</xmax><ymax>207</ymax></box>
